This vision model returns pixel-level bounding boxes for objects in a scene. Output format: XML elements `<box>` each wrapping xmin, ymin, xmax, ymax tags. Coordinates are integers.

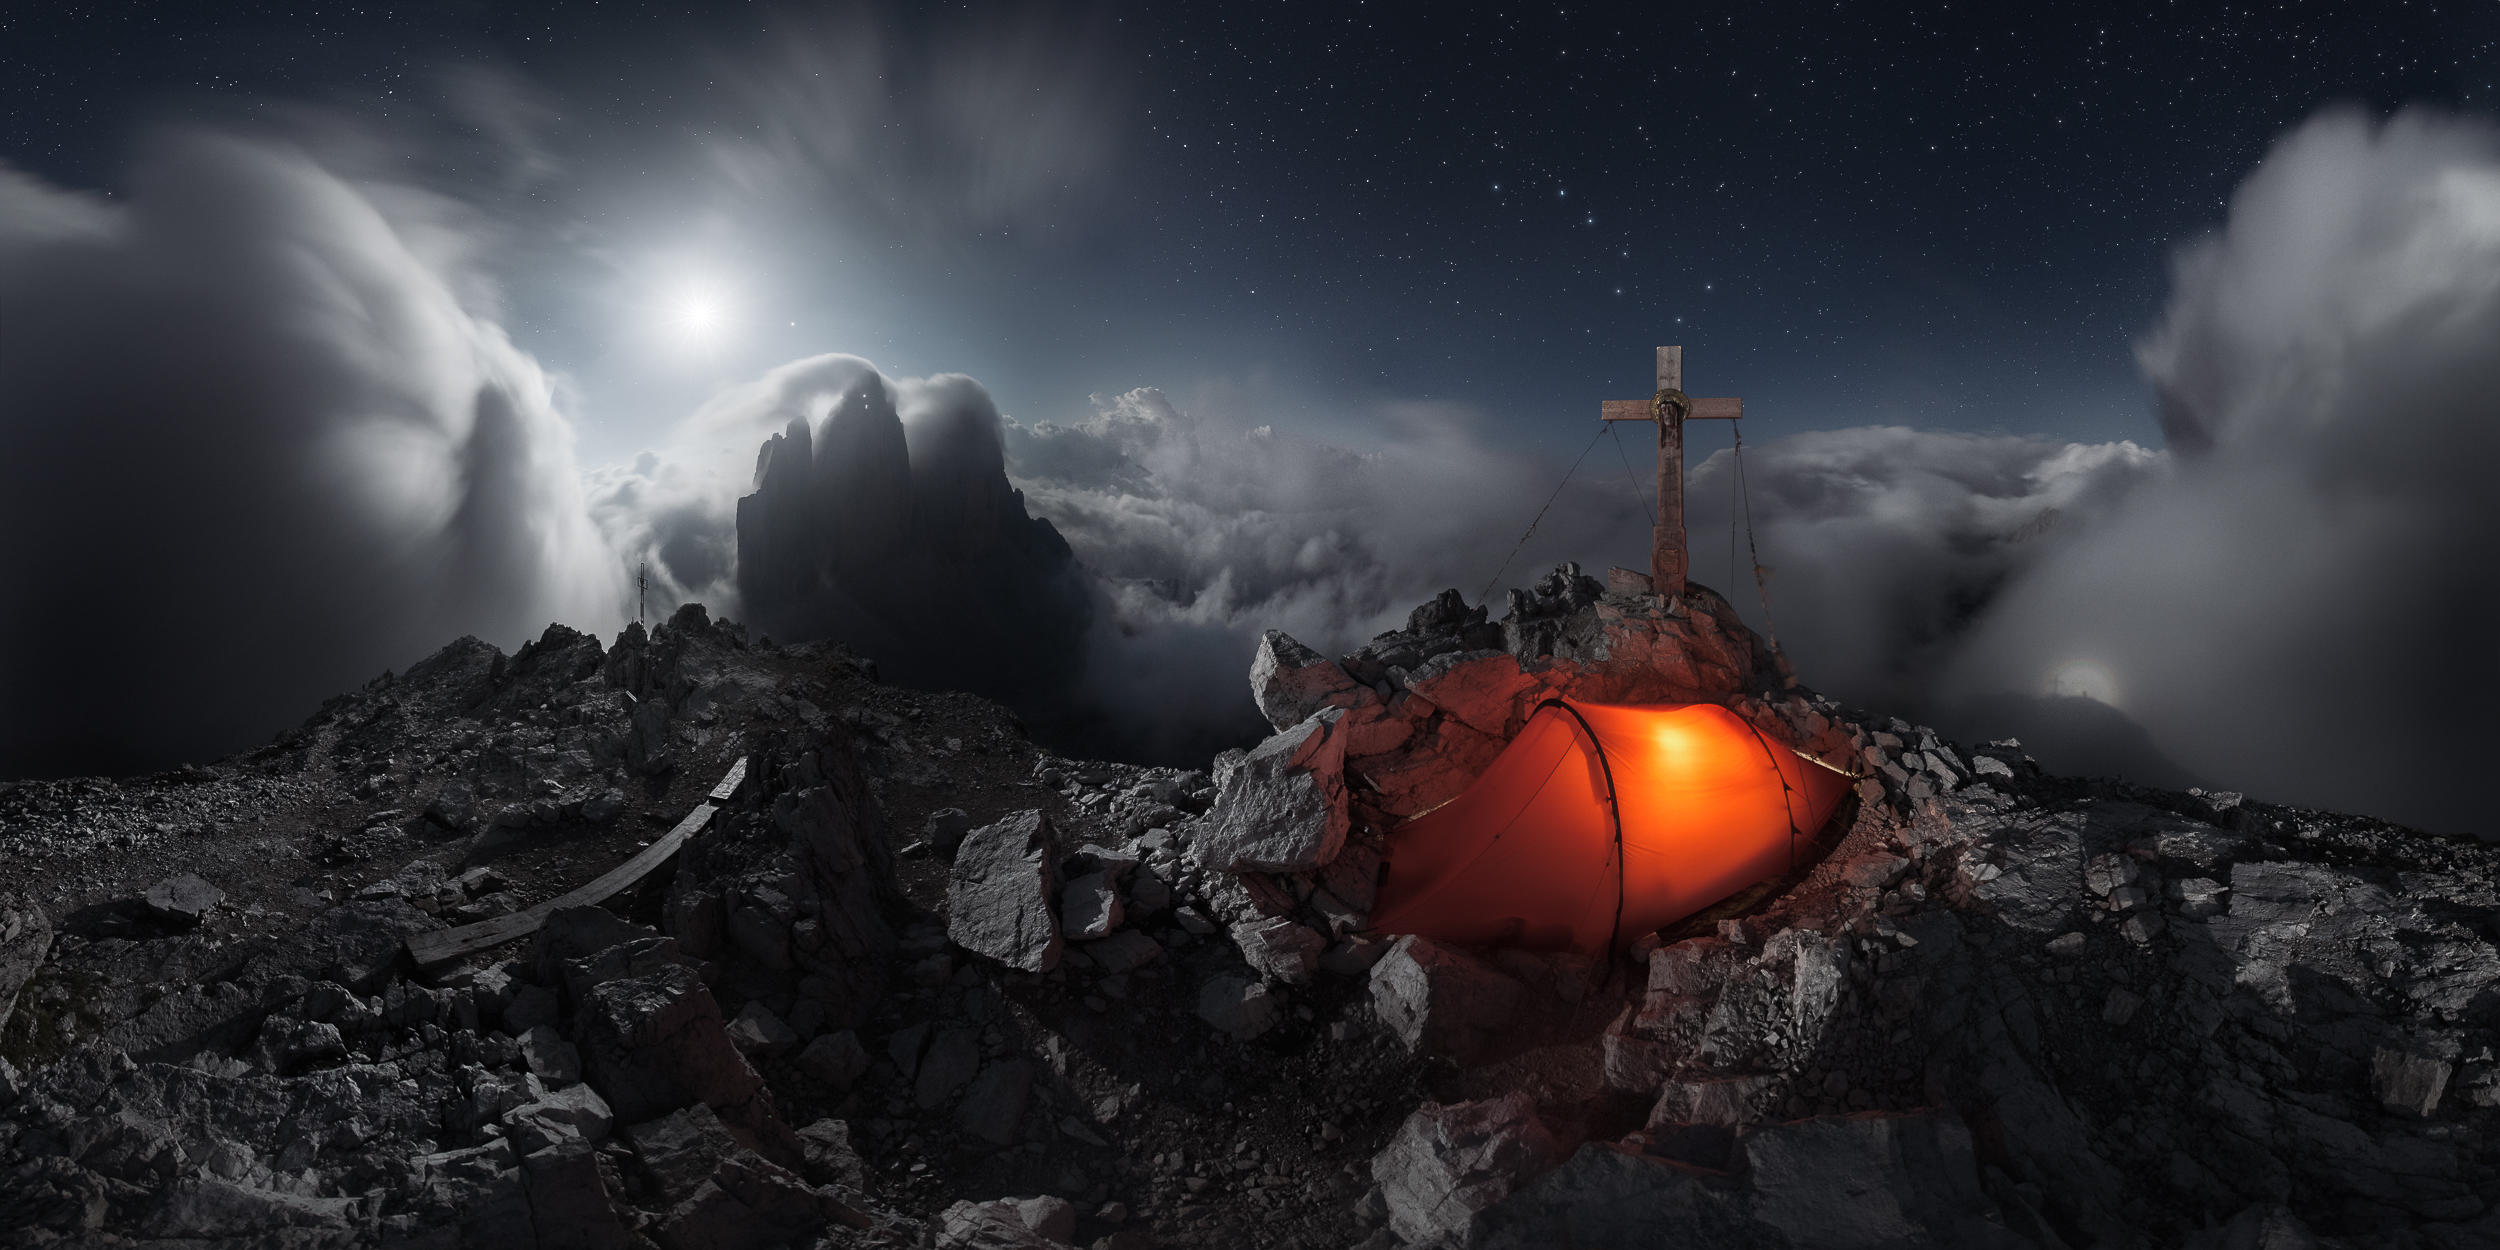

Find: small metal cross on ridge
<box><xmin>1601</xmin><ymin>345</ymin><xmax>1742</xmax><ymax>598</ymax></box>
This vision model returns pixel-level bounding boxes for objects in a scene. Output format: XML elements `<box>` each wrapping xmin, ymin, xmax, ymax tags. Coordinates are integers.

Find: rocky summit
<box><xmin>0</xmin><ymin>566</ymin><xmax>2494</xmax><ymax>1250</ymax></box>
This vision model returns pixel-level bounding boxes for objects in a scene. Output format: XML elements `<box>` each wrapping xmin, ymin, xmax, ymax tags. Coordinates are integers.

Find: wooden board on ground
<box><xmin>405</xmin><ymin>756</ymin><xmax>746</xmax><ymax>972</ymax></box>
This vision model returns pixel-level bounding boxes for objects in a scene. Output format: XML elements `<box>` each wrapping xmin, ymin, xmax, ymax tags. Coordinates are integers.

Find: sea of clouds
<box><xmin>4</xmin><ymin>107</ymin><xmax>2493</xmax><ymax>830</ymax></box>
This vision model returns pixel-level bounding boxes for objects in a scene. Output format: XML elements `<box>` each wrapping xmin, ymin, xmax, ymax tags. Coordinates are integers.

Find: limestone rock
<box><xmin>1194</xmin><ymin>710</ymin><xmax>1350</xmax><ymax>873</ymax></box>
<box><xmin>948</xmin><ymin>810</ymin><xmax>1064</xmax><ymax>973</ymax></box>
<box><xmin>1249</xmin><ymin>629</ymin><xmax>1367</xmax><ymax>732</ymax></box>
<box><xmin>143</xmin><ymin>873</ymin><xmax>224</xmax><ymax>926</ymax></box>
<box><xmin>0</xmin><ymin>897</ymin><xmax>51</xmax><ymax>1030</ymax></box>
<box><xmin>1060</xmin><ymin>871</ymin><xmax>1122</xmax><ymax>940</ymax></box>
<box><xmin>956</xmin><ymin>1059</ymin><xmax>1035</xmax><ymax>1146</ymax></box>
<box><xmin>575</xmin><ymin>963</ymin><xmax>791</xmax><ymax>1161</ymax></box>
<box><xmin>1231</xmin><ymin>916</ymin><xmax>1326</xmax><ymax>984</ymax></box>
<box><xmin>1197</xmin><ymin>974</ymin><xmax>1282</xmax><ymax>1040</ymax></box>
<box><xmin>795</xmin><ymin>1030</ymin><xmax>869</xmax><ymax>1091</ymax></box>
<box><xmin>726</xmin><ymin>1002</ymin><xmax>799</xmax><ymax>1058</ymax></box>
<box><xmin>1371</xmin><ymin>1092</ymin><xmax>1562</xmax><ymax>1247</ymax></box>
<box><xmin>1369</xmin><ymin>935</ymin><xmax>1524</xmax><ymax>1062</ymax></box>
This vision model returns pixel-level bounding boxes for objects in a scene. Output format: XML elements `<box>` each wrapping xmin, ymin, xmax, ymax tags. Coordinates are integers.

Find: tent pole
<box><xmin>1538</xmin><ymin>698</ymin><xmax>1629</xmax><ymax>958</ymax></box>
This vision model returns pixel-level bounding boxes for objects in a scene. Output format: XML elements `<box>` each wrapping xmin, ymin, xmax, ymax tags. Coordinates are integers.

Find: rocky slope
<box><xmin>0</xmin><ymin>567</ymin><xmax>2492</xmax><ymax>1249</ymax></box>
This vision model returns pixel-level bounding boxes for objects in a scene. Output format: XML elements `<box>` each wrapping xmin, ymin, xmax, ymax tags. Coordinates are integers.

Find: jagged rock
<box><xmin>1369</xmin><ymin>935</ymin><xmax>1523</xmax><ymax>1061</ymax></box>
<box><xmin>1126</xmin><ymin>866</ymin><xmax>1172</xmax><ymax>917</ymax></box>
<box><xmin>957</xmin><ymin>1059</ymin><xmax>1035</xmax><ymax>1145</ymax></box>
<box><xmin>726</xmin><ymin>1002</ymin><xmax>799</xmax><ymax>1058</ymax></box>
<box><xmin>651</xmin><ymin>1149</ymin><xmax>867</xmax><ymax>1250</ymax></box>
<box><xmin>939</xmin><ymin>1194</ymin><xmax>1078</xmax><ymax>1248</ymax></box>
<box><xmin>1196</xmin><ymin>974</ymin><xmax>1281</xmax><ymax>1040</ymax></box>
<box><xmin>521</xmin><ymin>1024</ymin><xmax>584</xmax><ymax>1083</ymax></box>
<box><xmin>425</xmin><ymin>781</ymin><xmax>478</xmax><ymax>830</ymax></box>
<box><xmin>1249</xmin><ymin>629</ymin><xmax>1368</xmax><ymax>732</ymax></box>
<box><xmin>1474</xmin><ymin>1113</ymin><xmax>2017</xmax><ymax>1250</ymax></box>
<box><xmin>142</xmin><ymin>873</ymin><xmax>223</xmax><ymax>926</ymax></box>
<box><xmin>1061</xmin><ymin>871</ymin><xmax>1122</xmax><ymax>939</ymax></box>
<box><xmin>1371</xmin><ymin>1092</ymin><xmax>1562</xmax><ymax>1246</ymax></box>
<box><xmin>522</xmin><ymin>1141</ymin><xmax>637</xmax><ymax>1250</ymax></box>
<box><xmin>1231</xmin><ymin>916</ymin><xmax>1325</xmax><ymax>984</ymax></box>
<box><xmin>626</xmin><ymin>1102</ymin><xmax>744</xmax><ymax>1204</ymax></box>
<box><xmin>796</xmin><ymin>1118</ymin><xmax>869</xmax><ymax>1192</ymax></box>
<box><xmin>1403</xmin><ymin>649</ymin><xmax>1538</xmax><ymax>739</ymax></box>
<box><xmin>244</xmin><ymin>1016</ymin><xmax>344</xmax><ymax>1074</ymax></box>
<box><xmin>795</xmin><ymin>1030</ymin><xmax>869</xmax><ymax>1091</ymax></box>
<box><xmin>575</xmin><ymin>963</ymin><xmax>791</xmax><ymax>1160</ymax></box>
<box><xmin>2370</xmin><ymin>1046</ymin><xmax>2451</xmax><ymax>1117</ymax></box>
<box><xmin>1</xmin><ymin>898</ymin><xmax>53</xmax><ymax>1030</ymax></box>
<box><xmin>915</xmin><ymin>1026</ymin><xmax>983</xmax><ymax>1108</ymax></box>
<box><xmin>505</xmin><ymin>1082</ymin><xmax>615</xmax><ymax>1155</ymax></box>
<box><xmin>406</xmin><ymin>1139</ymin><xmax>533</xmax><ymax>1247</ymax></box>
<box><xmin>948</xmin><ymin>810</ymin><xmax>1064</xmax><ymax>973</ymax></box>
<box><xmin>1081</xmin><ymin>930</ymin><xmax>1164</xmax><ymax>975</ymax></box>
<box><xmin>284</xmin><ymin>899</ymin><xmax>437</xmax><ymax>993</ymax></box>
<box><xmin>1194</xmin><ymin>709</ymin><xmax>1350</xmax><ymax>873</ymax></box>
<box><xmin>627</xmin><ymin>696</ymin><xmax>674</xmax><ymax>774</ymax></box>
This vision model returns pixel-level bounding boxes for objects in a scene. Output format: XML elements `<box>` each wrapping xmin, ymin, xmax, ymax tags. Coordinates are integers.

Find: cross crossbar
<box><xmin>1601</xmin><ymin>345</ymin><xmax>1742</xmax><ymax>597</ymax></box>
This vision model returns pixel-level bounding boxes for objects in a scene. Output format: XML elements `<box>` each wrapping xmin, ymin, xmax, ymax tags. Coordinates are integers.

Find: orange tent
<box><xmin>1369</xmin><ymin>699</ymin><xmax>1853</xmax><ymax>954</ymax></box>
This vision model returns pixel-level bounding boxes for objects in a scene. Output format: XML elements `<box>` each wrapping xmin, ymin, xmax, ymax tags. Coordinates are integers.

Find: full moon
<box><xmin>675</xmin><ymin>293</ymin><xmax>723</xmax><ymax>341</ymax></box>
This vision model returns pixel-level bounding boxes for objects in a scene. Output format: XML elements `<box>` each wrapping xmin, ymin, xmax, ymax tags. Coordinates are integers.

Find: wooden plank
<box><xmin>1686</xmin><ymin>396</ymin><xmax>1743</xmax><ymax>420</ymax></box>
<box><xmin>707</xmin><ymin>757</ymin><xmax>749</xmax><ymax>803</ymax></box>
<box><xmin>1600</xmin><ymin>399</ymin><xmax>1654</xmax><ymax>422</ymax></box>
<box><xmin>404</xmin><ymin>756</ymin><xmax>746</xmax><ymax>971</ymax></box>
<box><xmin>1656</xmin><ymin>345</ymin><xmax>1682</xmax><ymax>392</ymax></box>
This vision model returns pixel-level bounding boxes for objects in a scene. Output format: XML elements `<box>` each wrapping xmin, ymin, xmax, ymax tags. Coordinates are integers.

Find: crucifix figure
<box><xmin>1601</xmin><ymin>345</ymin><xmax>1742</xmax><ymax>598</ymax></box>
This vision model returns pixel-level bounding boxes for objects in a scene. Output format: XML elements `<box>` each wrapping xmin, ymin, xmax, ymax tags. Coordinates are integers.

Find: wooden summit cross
<box><xmin>1602</xmin><ymin>345</ymin><xmax>1742</xmax><ymax>598</ymax></box>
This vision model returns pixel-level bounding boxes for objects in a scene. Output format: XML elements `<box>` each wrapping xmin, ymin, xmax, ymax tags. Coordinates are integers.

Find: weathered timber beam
<box><xmin>403</xmin><ymin>755</ymin><xmax>748</xmax><ymax>971</ymax></box>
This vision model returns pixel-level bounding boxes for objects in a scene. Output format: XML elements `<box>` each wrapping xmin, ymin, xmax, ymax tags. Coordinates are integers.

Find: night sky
<box><xmin>13</xmin><ymin>2</ymin><xmax>2496</xmax><ymax>458</ymax></box>
<box><xmin>7</xmin><ymin>3</ymin><xmax>2500</xmax><ymax>831</ymax></box>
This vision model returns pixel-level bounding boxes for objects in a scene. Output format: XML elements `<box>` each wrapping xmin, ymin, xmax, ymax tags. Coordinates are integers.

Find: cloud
<box><xmin>0</xmin><ymin>132</ymin><xmax>623</xmax><ymax>776</ymax></box>
<box><xmin>1936</xmin><ymin>108</ymin><xmax>2500</xmax><ymax>832</ymax></box>
<box><xmin>704</xmin><ymin>6</ymin><xmax>1128</xmax><ymax>240</ymax></box>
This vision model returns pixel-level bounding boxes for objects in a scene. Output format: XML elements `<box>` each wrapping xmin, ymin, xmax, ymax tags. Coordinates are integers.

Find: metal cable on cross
<box><xmin>1609</xmin><ymin>423</ymin><xmax>1656</xmax><ymax>527</ymax></box>
<box><xmin>1731</xmin><ymin>421</ymin><xmax>1784</xmax><ymax>656</ymax></box>
<box><xmin>1479</xmin><ymin>423</ymin><xmax>1610</xmax><ymax>607</ymax></box>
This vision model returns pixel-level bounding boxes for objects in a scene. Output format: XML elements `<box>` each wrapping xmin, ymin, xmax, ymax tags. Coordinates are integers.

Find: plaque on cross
<box><xmin>1601</xmin><ymin>345</ymin><xmax>1742</xmax><ymax>598</ymax></box>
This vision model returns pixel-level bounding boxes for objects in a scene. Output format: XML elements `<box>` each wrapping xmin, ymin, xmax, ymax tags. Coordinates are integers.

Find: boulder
<box><xmin>0</xmin><ymin>898</ymin><xmax>52</xmax><ymax>1031</ymax></box>
<box><xmin>651</xmin><ymin>1150</ymin><xmax>866</xmax><ymax>1250</ymax></box>
<box><xmin>1369</xmin><ymin>935</ymin><xmax>1524</xmax><ymax>1061</ymax></box>
<box><xmin>1402</xmin><ymin>649</ymin><xmax>1537</xmax><ymax>739</ymax></box>
<box><xmin>795</xmin><ymin>1030</ymin><xmax>869</xmax><ymax>1091</ymax></box>
<box><xmin>948</xmin><ymin>811</ymin><xmax>1064</xmax><ymax>973</ymax></box>
<box><xmin>957</xmin><ymin>1059</ymin><xmax>1035</xmax><ymax>1146</ymax></box>
<box><xmin>1195</xmin><ymin>710</ymin><xmax>1351</xmax><ymax>873</ymax></box>
<box><xmin>915</xmin><ymin>1026</ymin><xmax>983</xmax><ymax>1109</ymax></box>
<box><xmin>1232</xmin><ymin>917</ymin><xmax>1325</xmax><ymax>984</ymax></box>
<box><xmin>520</xmin><ymin>1024</ymin><xmax>583</xmax><ymax>1084</ymax></box>
<box><xmin>726</xmin><ymin>1003</ymin><xmax>799</xmax><ymax>1058</ymax></box>
<box><xmin>939</xmin><ymin>1195</ymin><xmax>1077</xmax><ymax>1248</ymax></box>
<box><xmin>2371</xmin><ymin>1046</ymin><xmax>2451</xmax><ymax>1117</ymax></box>
<box><xmin>1061</xmin><ymin>871</ymin><xmax>1122</xmax><ymax>939</ymax></box>
<box><xmin>143</xmin><ymin>873</ymin><xmax>224</xmax><ymax>927</ymax></box>
<box><xmin>575</xmin><ymin>963</ymin><xmax>792</xmax><ymax>1162</ymax></box>
<box><xmin>1081</xmin><ymin>930</ymin><xmax>1164</xmax><ymax>975</ymax></box>
<box><xmin>1371</xmin><ymin>1093</ymin><xmax>1563</xmax><ymax>1247</ymax></box>
<box><xmin>520</xmin><ymin>1141</ymin><xmax>636</xmax><ymax>1250</ymax></box>
<box><xmin>1249</xmin><ymin>629</ymin><xmax>1367</xmax><ymax>732</ymax></box>
<box><xmin>505</xmin><ymin>1082</ymin><xmax>615</xmax><ymax>1155</ymax></box>
<box><xmin>1197</xmin><ymin>974</ymin><xmax>1282</xmax><ymax>1040</ymax></box>
<box><xmin>625</xmin><ymin>1102</ymin><xmax>742</xmax><ymax>1204</ymax></box>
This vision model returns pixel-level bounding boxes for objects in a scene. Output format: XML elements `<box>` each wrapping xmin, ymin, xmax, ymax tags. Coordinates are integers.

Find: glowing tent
<box><xmin>1369</xmin><ymin>699</ymin><xmax>1853</xmax><ymax>954</ymax></box>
